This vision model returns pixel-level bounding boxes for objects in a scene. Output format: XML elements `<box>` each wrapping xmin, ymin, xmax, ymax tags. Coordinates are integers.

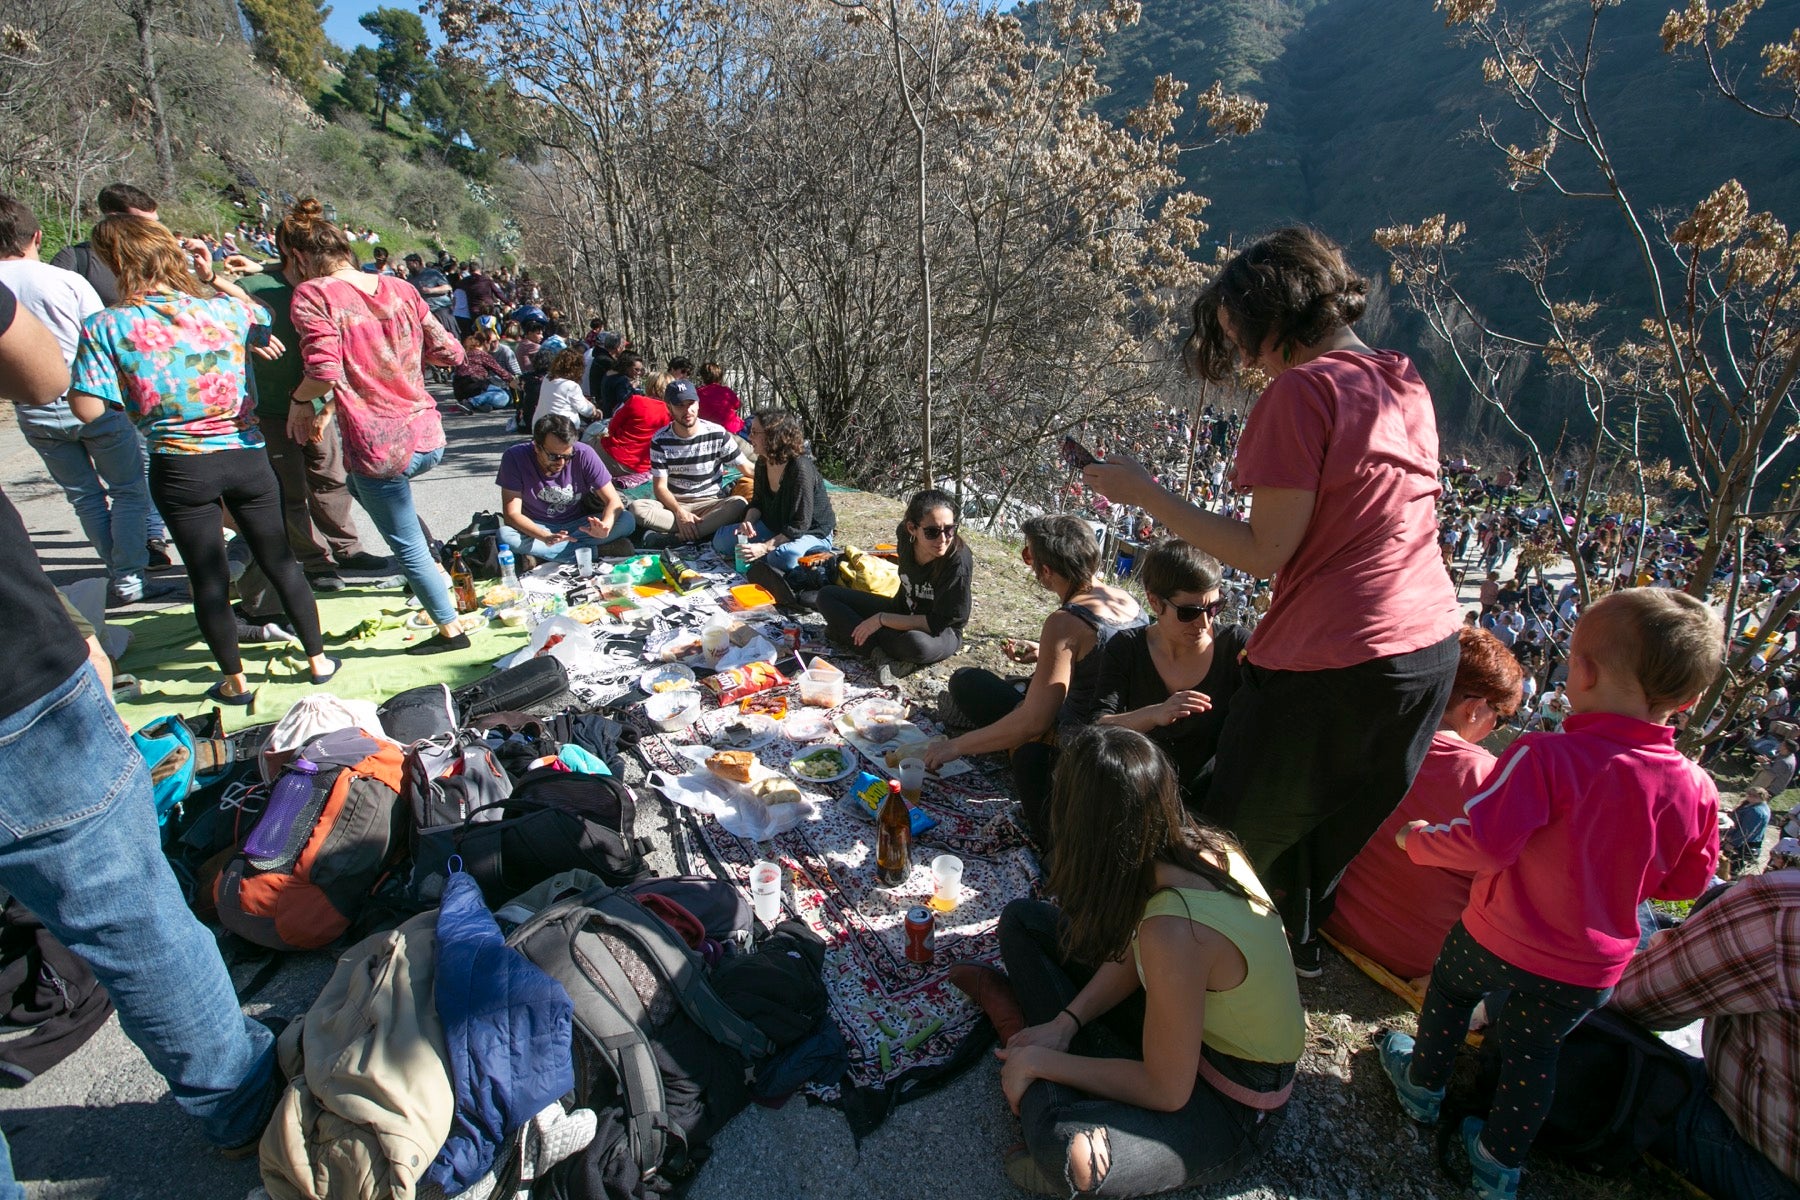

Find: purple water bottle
<box><xmin>244</xmin><ymin>757</ymin><xmax>320</xmax><ymax>870</ymax></box>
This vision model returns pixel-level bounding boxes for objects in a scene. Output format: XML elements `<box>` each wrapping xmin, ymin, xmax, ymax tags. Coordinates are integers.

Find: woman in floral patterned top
<box><xmin>69</xmin><ymin>216</ymin><xmax>332</xmax><ymax>704</ymax></box>
<box><xmin>280</xmin><ymin>200</ymin><xmax>471</xmax><ymax>654</ymax></box>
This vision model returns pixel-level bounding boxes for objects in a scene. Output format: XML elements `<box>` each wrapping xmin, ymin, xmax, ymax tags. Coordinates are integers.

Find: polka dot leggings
<box><xmin>1407</xmin><ymin>921</ymin><xmax>1612</xmax><ymax>1169</ymax></box>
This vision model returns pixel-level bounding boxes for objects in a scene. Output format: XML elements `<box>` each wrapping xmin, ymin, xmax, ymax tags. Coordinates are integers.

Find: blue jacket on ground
<box><xmin>426</xmin><ymin>869</ymin><xmax>575</xmax><ymax>1194</ymax></box>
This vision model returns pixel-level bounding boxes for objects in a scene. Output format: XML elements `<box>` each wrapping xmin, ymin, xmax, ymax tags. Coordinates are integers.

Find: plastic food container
<box><xmin>799</xmin><ymin>666</ymin><xmax>845</xmax><ymax>709</ymax></box>
<box><xmin>643</xmin><ymin>690</ymin><xmax>702</xmax><ymax>731</ymax></box>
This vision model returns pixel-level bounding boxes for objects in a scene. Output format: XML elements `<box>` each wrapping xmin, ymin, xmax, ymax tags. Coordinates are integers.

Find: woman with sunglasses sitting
<box><xmin>816</xmin><ymin>488</ymin><xmax>973</xmax><ymax>682</ymax></box>
<box><xmin>924</xmin><ymin>516</ymin><xmax>1143</xmax><ymax>830</ymax></box>
<box><xmin>1087</xmin><ymin>540</ymin><xmax>1247</xmax><ymax>827</ymax></box>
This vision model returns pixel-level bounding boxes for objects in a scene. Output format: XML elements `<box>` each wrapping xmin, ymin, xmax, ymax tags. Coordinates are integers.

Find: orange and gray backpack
<box><xmin>214</xmin><ymin>728</ymin><xmax>407</xmax><ymax>951</ymax></box>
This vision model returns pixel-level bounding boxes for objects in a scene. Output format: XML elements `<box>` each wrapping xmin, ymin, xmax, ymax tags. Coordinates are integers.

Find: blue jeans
<box><xmin>500</xmin><ymin>510</ymin><xmax>638</xmax><ymax>561</ymax></box>
<box><xmin>346</xmin><ymin>446</ymin><xmax>458</xmax><ymax>626</ymax></box>
<box><xmin>465</xmin><ymin>384</ymin><xmax>511</xmax><ymax>412</ymax></box>
<box><xmin>709</xmin><ymin>520</ymin><xmax>832</xmax><ymax>571</ymax></box>
<box><xmin>0</xmin><ymin>664</ymin><xmax>276</xmax><ymax>1194</ymax></box>
<box><xmin>18</xmin><ymin>403</ymin><xmax>152</xmax><ymax>584</ymax></box>
<box><xmin>1655</xmin><ymin>1082</ymin><xmax>1800</xmax><ymax>1200</ymax></box>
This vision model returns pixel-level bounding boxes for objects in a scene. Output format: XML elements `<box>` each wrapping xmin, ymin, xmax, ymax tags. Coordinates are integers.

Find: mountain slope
<box><xmin>1087</xmin><ymin>0</ymin><xmax>1800</xmax><ymax>439</ymax></box>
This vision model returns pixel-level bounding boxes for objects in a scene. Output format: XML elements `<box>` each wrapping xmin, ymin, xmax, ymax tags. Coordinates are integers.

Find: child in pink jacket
<box><xmin>1380</xmin><ymin>588</ymin><xmax>1722</xmax><ymax>1200</ymax></box>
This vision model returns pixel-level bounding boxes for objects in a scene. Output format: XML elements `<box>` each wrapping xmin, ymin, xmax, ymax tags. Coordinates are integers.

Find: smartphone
<box><xmin>1060</xmin><ymin>435</ymin><xmax>1098</xmax><ymax>471</ymax></box>
<box><xmin>247</xmin><ymin>324</ymin><xmax>273</xmax><ymax>349</ymax></box>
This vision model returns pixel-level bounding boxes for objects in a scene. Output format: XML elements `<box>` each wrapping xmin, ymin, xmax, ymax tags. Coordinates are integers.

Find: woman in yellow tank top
<box><xmin>951</xmin><ymin>726</ymin><xmax>1305</xmax><ymax>1195</ymax></box>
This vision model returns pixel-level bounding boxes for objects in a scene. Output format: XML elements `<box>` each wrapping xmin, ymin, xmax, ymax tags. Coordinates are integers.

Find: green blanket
<box><xmin>112</xmin><ymin>586</ymin><xmax>529</xmax><ymax>733</ymax></box>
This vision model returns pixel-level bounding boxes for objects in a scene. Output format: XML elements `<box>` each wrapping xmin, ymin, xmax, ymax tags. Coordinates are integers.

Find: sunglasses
<box><xmin>1162</xmin><ymin>597</ymin><xmax>1225</xmax><ymax>622</ymax></box>
<box><xmin>919</xmin><ymin>524</ymin><xmax>956</xmax><ymax>540</ymax></box>
<box><xmin>540</xmin><ymin>447</ymin><xmax>577</xmax><ymax>462</ymax></box>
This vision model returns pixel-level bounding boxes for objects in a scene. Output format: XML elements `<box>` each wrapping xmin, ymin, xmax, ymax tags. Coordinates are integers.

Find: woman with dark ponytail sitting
<box><xmin>815</xmin><ymin>488</ymin><xmax>973</xmax><ymax>681</ymax></box>
<box><xmin>952</xmin><ymin>725</ymin><xmax>1303</xmax><ymax>1195</ymax></box>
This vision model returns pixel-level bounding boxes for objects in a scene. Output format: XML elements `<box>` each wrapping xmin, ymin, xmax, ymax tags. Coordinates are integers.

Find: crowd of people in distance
<box><xmin>0</xmin><ymin>185</ymin><xmax>1794</xmax><ymax>1200</ymax></box>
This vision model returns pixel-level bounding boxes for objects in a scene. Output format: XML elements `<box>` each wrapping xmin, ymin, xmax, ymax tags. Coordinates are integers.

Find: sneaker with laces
<box><xmin>1378</xmin><ymin>1030</ymin><xmax>1445</xmax><ymax>1124</ymax></box>
<box><xmin>1459</xmin><ymin>1117</ymin><xmax>1521</xmax><ymax>1200</ymax></box>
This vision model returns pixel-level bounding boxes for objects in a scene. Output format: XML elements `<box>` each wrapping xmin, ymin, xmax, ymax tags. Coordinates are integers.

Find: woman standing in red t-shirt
<box><xmin>1086</xmin><ymin>227</ymin><xmax>1462</xmax><ymax>973</ymax></box>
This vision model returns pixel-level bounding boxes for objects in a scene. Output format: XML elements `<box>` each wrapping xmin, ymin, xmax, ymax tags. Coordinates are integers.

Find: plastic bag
<box><xmin>522</xmin><ymin>615</ymin><xmax>599</xmax><ymax>673</ymax></box>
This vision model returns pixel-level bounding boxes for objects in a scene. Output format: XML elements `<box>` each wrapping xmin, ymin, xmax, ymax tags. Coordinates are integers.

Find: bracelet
<box><xmin>1059</xmin><ymin>1007</ymin><xmax>1083</xmax><ymax>1032</ymax></box>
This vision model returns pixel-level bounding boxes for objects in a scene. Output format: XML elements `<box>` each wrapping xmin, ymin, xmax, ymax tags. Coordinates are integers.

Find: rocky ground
<box><xmin>0</xmin><ymin>413</ymin><xmax>1704</xmax><ymax>1199</ymax></box>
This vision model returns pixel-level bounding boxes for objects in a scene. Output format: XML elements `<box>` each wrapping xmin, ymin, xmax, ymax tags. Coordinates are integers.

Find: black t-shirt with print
<box><xmin>896</xmin><ymin>522</ymin><xmax>973</xmax><ymax>637</ymax></box>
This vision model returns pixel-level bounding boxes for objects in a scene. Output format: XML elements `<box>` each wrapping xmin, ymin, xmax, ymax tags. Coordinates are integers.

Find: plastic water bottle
<box><xmin>734</xmin><ymin>533</ymin><xmax>751</xmax><ymax>575</ymax></box>
<box><xmin>244</xmin><ymin>757</ymin><xmax>318</xmax><ymax>868</ymax></box>
<box><xmin>497</xmin><ymin>542</ymin><xmax>519</xmax><ymax>589</ymax></box>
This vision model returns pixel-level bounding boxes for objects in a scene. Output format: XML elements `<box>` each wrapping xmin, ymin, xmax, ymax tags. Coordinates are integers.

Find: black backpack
<box><xmin>440</xmin><ymin>512</ymin><xmax>504</xmax><ymax>580</ymax></box>
<box><xmin>421</xmin><ymin>767</ymin><xmax>653</xmax><ymax>905</ymax></box>
<box><xmin>0</xmin><ymin>900</ymin><xmax>114</xmax><ymax>1086</ymax></box>
<box><xmin>1471</xmin><ymin>1005</ymin><xmax>1700</xmax><ymax>1176</ymax></box>
<box><xmin>452</xmin><ymin>656</ymin><xmax>570</xmax><ymax>722</ymax></box>
<box><xmin>503</xmin><ymin>883</ymin><xmax>774</xmax><ymax>1179</ymax></box>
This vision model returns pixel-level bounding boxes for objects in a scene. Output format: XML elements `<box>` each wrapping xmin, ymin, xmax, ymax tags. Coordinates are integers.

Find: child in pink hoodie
<box><xmin>1379</xmin><ymin>588</ymin><xmax>1722</xmax><ymax>1200</ymax></box>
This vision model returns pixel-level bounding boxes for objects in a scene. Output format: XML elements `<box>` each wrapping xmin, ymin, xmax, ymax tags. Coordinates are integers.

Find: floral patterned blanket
<box><xmin>631</xmin><ymin>679</ymin><xmax>1041</xmax><ymax>1123</ymax></box>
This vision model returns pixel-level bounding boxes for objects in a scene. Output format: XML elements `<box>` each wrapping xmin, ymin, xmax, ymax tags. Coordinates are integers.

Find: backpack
<box><xmin>132</xmin><ymin>712</ymin><xmax>258</xmax><ymax>828</ymax></box>
<box><xmin>404</xmin><ymin>730</ymin><xmax>513</xmax><ymax>833</ymax></box>
<box><xmin>452</xmin><ymin>656</ymin><xmax>570</xmax><ymax>722</ymax></box>
<box><xmin>1471</xmin><ymin>1005</ymin><xmax>1699</xmax><ymax>1176</ymax></box>
<box><xmin>214</xmin><ymin>729</ymin><xmax>408</xmax><ymax>951</ymax></box>
<box><xmin>441</xmin><ymin>512</ymin><xmax>504</xmax><ymax>580</ymax></box>
<box><xmin>378</xmin><ymin>682</ymin><xmax>459</xmax><ymax>745</ymax></box>
<box><xmin>416</xmin><ymin>767</ymin><xmax>653</xmax><ymax>905</ymax></box>
<box><xmin>503</xmin><ymin>883</ymin><xmax>775</xmax><ymax>1178</ymax></box>
<box><xmin>0</xmin><ymin>899</ymin><xmax>114</xmax><ymax>1086</ymax></box>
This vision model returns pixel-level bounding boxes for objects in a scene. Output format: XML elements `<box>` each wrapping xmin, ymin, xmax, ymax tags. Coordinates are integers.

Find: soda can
<box><xmin>783</xmin><ymin>624</ymin><xmax>803</xmax><ymax>654</ymax></box>
<box><xmin>904</xmin><ymin>906</ymin><xmax>936</xmax><ymax>963</ymax></box>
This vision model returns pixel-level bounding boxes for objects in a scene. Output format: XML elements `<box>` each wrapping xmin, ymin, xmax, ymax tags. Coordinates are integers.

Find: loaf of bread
<box><xmin>705</xmin><ymin>749</ymin><xmax>756</xmax><ymax>784</ymax></box>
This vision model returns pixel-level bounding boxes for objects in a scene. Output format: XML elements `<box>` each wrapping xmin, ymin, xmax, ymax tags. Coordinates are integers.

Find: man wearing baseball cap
<box><xmin>628</xmin><ymin>375</ymin><xmax>752</xmax><ymax>544</ymax></box>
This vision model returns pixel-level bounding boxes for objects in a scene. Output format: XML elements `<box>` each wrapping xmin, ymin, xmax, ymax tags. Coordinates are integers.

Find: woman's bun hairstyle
<box><xmin>1184</xmin><ymin>226</ymin><xmax>1369</xmax><ymax>382</ymax></box>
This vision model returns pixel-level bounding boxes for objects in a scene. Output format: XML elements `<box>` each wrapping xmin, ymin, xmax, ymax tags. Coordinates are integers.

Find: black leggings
<box><xmin>1203</xmin><ymin>632</ymin><xmax>1459</xmax><ymax>945</ymax></box>
<box><xmin>149</xmin><ymin>448</ymin><xmax>324</xmax><ymax>674</ymax></box>
<box><xmin>945</xmin><ymin>668</ymin><xmax>1064</xmax><ymax>844</ymax></box>
<box><xmin>1408</xmin><ymin>922</ymin><xmax>1610</xmax><ymax>1169</ymax></box>
<box><xmin>814</xmin><ymin>585</ymin><xmax>961</xmax><ymax>665</ymax></box>
<box><xmin>998</xmin><ymin>900</ymin><xmax>1286</xmax><ymax>1195</ymax></box>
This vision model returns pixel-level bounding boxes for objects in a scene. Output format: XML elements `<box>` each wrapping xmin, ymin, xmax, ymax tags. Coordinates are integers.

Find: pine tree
<box><xmin>239</xmin><ymin>0</ymin><xmax>329</xmax><ymax>92</ymax></box>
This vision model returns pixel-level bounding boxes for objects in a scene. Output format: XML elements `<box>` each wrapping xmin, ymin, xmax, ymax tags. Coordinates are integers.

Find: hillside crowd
<box><xmin>0</xmin><ymin>186</ymin><xmax>1793</xmax><ymax>1200</ymax></box>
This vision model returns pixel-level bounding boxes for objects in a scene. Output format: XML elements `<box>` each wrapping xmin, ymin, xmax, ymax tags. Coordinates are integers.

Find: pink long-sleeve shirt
<box><xmin>291</xmin><ymin>275</ymin><xmax>463</xmax><ymax>478</ymax></box>
<box><xmin>1406</xmin><ymin>711</ymin><xmax>1719</xmax><ymax>988</ymax></box>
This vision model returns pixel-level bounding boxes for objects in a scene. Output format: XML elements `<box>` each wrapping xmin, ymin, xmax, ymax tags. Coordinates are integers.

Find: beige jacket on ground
<box><xmin>260</xmin><ymin>912</ymin><xmax>454</xmax><ymax>1200</ymax></box>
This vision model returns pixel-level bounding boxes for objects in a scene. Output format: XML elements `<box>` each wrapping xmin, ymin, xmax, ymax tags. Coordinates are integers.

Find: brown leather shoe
<box><xmin>948</xmin><ymin>963</ymin><xmax>1025</xmax><ymax>1045</ymax></box>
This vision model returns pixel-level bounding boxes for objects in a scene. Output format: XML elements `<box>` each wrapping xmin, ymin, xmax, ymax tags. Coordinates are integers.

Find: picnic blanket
<box><xmin>631</xmin><ymin>678</ymin><xmax>1041</xmax><ymax>1132</ymax></box>
<box><xmin>110</xmin><ymin>586</ymin><xmax>530</xmax><ymax>733</ymax></box>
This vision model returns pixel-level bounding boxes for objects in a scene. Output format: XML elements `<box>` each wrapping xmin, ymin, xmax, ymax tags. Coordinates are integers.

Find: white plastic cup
<box><xmin>898</xmin><ymin>757</ymin><xmax>927</xmax><ymax>799</ymax></box>
<box><xmin>750</xmin><ymin>860</ymin><xmax>782</xmax><ymax>924</ymax></box>
<box><xmin>931</xmin><ymin>854</ymin><xmax>963</xmax><ymax>911</ymax></box>
<box><xmin>574</xmin><ymin>546</ymin><xmax>594</xmax><ymax>574</ymax></box>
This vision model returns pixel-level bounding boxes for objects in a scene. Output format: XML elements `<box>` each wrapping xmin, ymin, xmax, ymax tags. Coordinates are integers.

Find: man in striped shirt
<box><xmin>627</xmin><ymin>379</ymin><xmax>751</xmax><ymax>544</ymax></box>
<box><xmin>1612</xmin><ymin>869</ymin><xmax>1798</xmax><ymax>1199</ymax></box>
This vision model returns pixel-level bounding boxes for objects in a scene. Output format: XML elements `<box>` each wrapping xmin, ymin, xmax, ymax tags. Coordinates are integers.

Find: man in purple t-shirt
<box><xmin>495</xmin><ymin>414</ymin><xmax>635</xmax><ymax>561</ymax></box>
